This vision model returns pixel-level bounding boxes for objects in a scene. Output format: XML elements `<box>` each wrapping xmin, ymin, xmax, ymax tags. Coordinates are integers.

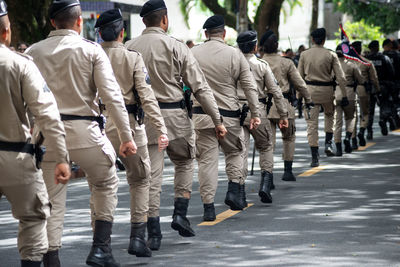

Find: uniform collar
<box><xmin>206</xmin><ymin>36</ymin><xmax>224</xmax><ymax>43</ymax></box>
<box><xmin>48</xmin><ymin>29</ymin><xmax>79</xmax><ymax>38</ymax></box>
<box><xmin>263</xmin><ymin>52</ymin><xmax>279</xmax><ymax>58</ymax></box>
<box><xmin>312</xmin><ymin>44</ymin><xmax>324</xmax><ymax>48</ymax></box>
<box><xmin>244</xmin><ymin>53</ymin><xmax>256</xmax><ymax>59</ymax></box>
<box><xmin>101</xmin><ymin>41</ymin><xmax>123</xmax><ymax>49</ymax></box>
<box><xmin>142</xmin><ymin>27</ymin><xmax>167</xmax><ymax>35</ymax></box>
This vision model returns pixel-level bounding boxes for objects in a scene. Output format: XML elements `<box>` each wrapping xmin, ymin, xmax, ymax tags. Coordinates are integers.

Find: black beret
<box><xmin>203</xmin><ymin>15</ymin><xmax>224</xmax><ymax>30</ymax></box>
<box><xmin>0</xmin><ymin>0</ymin><xmax>7</xmax><ymax>17</ymax></box>
<box><xmin>311</xmin><ymin>27</ymin><xmax>326</xmax><ymax>39</ymax></box>
<box><xmin>382</xmin><ymin>38</ymin><xmax>392</xmax><ymax>48</ymax></box>
<box><xmin>259</xmin><ymin>30</ymin><xmax>275</xmax><ymax>47</ymax></box>
<box><xmin>49</xmin><ymin>0</ymin><xmax>80</xmax><ymax>19</ymax></box>
<box><xmin>140</xmin><ymin>0</ymin><xmax>167</xmax><ymax>18</ymax></box>
<box><xmin>237</xmin><ymin>31</ymin><xmax>257</xmax><ymax>44</ymax></box>
<box><xmin>368</xmin><ymin>40</ymin><xmax>379</xmax><ymax>49</ymax></box>
<box><xmin>95</xmin><ymin>9</ymin><xmax>122</xmax><ymax>28</ymax></box>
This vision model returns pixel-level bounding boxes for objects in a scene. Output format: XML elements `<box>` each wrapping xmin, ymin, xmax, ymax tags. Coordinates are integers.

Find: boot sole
<box><xmin>282</xmin><ymin>176</ymin><xmax>296</xmax><ymax>181</ymax></box>
<box><xmin>310</xmin><ymin>162</ymin><xmax>319</xmax><ymax>167</ymax></box>
<box><xmin>147</xmin><ymin>238</ymin><xmax>161</xmax><ymax>251</ymax></box>
<box><xmin>224</xmin><ymin>199</ymin><xmax>244</xmax><ymax>210</ymax></box>
<box><xmin>258</xmin><ymin>191</ymin><xmax>272</xmax><ymax>203</ymax></box>
<box><xmin>171</xmin><ymin>221</ymin><xmax>195</xmax><ymax>237</ymax></box>
<box><xmin>203</xmin><ymin>216</ymin><xmax>216</xmax><ymax>221</ymax></box>
<box><xmin>128</xmin><ymin>241</ymin><xmax>152</xmax><ymax>257</ymax></box>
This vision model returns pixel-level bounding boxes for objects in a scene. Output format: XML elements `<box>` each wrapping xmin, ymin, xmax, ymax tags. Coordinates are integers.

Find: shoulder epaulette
<box><xmin>82</xmin><ymin>38</ymin><xmax>98</xmax><ymax>46</ymax></box>
<box><xmin>127</xmin><ymin>48</ymin><xmax>141</xmax><ymax>56</ymax></box>
<box><xmin>256</xmin><ymin>57</ymin><xmax>269</xmax><ymax>66</ymax></box>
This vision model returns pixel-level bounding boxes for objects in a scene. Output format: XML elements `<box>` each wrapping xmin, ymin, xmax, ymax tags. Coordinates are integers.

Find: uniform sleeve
<box><xmin>287</xmin><ymin>60</ymin><xmax>312</xmax><ymax>103</ymax></box>
<box><xmin>22</xmin><ymin>61</ymin><xmax>68</xmax><ymax>164</ymax></box>
<box><xmin>297</xmin><ymin>53</ymin><xmax>305</xmax><ymax>79</ymax></box>
<box><xmin>331</xmin><ymin>53</ymin><xmax>348</xmax><ymax>98</ymax></box>
<box><xmin>93</xmin><ymin>47</ymin><xmax>133</xmax><ymax>143</ymax></box>
<box><xmin>180</xmin><ymin>45</ymin><xmax>222</xmax><ymax>126</ymax></box>
<box><xmin>238</xmin><ymin>52</ymin><xmax>261</xmax><ymax>118</ymax></box>
<box><xmin>353</xmin><ymin>64</ymin><xmax>365</xmax><ymax>85</ymax></box>
<box><xmin>263</xmin><ymin>63</ymin><xmax>287</xmax><ymax>120</ymax></box>
<box><xmin>369</xmin><ymin>64</ymin><xmax>381</xmax><ymax>92</ymax></box>
<box><xmin>384</xmin><ymin>55</ymin><xmax>396</xmax><ymax>80</ymax></box>
<box><xmin>133</xmin><ymin>54</ymin><xmax>168</xmax><ymax>136</ymax></box>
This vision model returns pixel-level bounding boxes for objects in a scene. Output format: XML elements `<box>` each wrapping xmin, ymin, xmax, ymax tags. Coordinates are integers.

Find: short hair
<box><xmin>53</xmin><ymin>5</ymin><xmax>82</xmax><ymax>29</ymax></box>
<box><xmin>205</xmin><ymin>27</ymin><xmax>224</xmax><ymax>37</ymax></box>
<box><xmin>143</xmin><ymin>9</ymin><xmax>167</xmax><ymax>27</ymax></box>
<box><xmin>263</xmin><ymin>34</ymin><xmax>278</xmax><ymax>54</ymax></box>
<box><xmin>368</xmin><ymin>40</ymin><xmax>379</xmax><ymax>50</ymax></box>
<box><xmin>382</xmin><ymin>38</ymin><xmax>392</xmax><ymax>48</ymax></box>
<box><xmin>312</xmin><ymin>36</ymin><xmax>324</xmax><ymax>45</ymax></box>
<box><xmin>100</xmin><ymin>21</ymin><xmax>124</xmax><ymax>42</ymax></box>
<box><xmin>238</xmin><ymin>41</ymin><xmax>256</xmax><ymax>54</ymax></box>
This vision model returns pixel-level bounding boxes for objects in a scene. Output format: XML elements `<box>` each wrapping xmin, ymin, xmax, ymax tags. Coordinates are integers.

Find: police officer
<box><xmin>125</xmin><ymin>0</ymin><xmax>226</xmax><ymax>249</ymax></box>
<box><xmin>366</xmin><ymin>40</ymin><xmax>396</xmax><ymax>137</ymax></box>
<box><xmin>334</xmin><ymin>45</ymin><xmax>365</xmax><ymax>156</ymax></box>
<box><xmin>351</xmin><ymin>41</ymin><xmax>380</xmax><ymax>146</ymax></box>
<box><xmin>26</xmin><ymin>1</ymin><xmax>136</xmax><ymax>266</ymax></box>
<box><xmin>191</xmin><ymin>17</ymin><xmax>261</xmax><ymax>219</ymax></box>
<box><xmin>0</xmin><ymin>2</ymin><xmax>70</xmax><ymax>266</ymax></box>
<box><xmin>298</xmin><ymin>28</ymin><xmax>349</xmax><ymax>167</ymax></box>
<box><xmin>260</xmin><ymin>30</ymin><xmax>312</xmax><ymax>181</ymax></box>
<box><xmin>95</xmin><ymin>9</ymin><xmax>169</xmax><ymax>258</ymax></box>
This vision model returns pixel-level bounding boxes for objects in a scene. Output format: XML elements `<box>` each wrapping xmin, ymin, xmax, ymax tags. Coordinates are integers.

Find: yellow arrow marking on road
<box><xmin>357</xmin><ymin>142</ymin><xmax>376</xmax><ymax>151</ymax></box>
<box><xmin>298</xmin><ymin>165</ymin><xmax>327</xmax><ymax>177</ymax></box>
<box><xmin>198</xmin><ymin>203</ymin><xmax>254</xmax><ymax>226</ymax></box>
<box><xmin>393</xmin><ymin>129</ymin><xmax>400</xmax><ymax>133</ymax></box>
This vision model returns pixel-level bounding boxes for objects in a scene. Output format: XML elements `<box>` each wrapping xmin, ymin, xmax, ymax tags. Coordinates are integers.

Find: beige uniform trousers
<box><xmin>106</xmin><ymin>128</ymin><xmax>150</xmax><ymax>223</ymax></box>
<box><xmin>242</xmin><ymin>121</ymin><xmax>274</xmax><ymax>177</ymax></box>
<box><xmin>147</xmin><ymin>134</ymin><xmax>195</xmax><ymax>217</ymax></box>
<box><xmin>334</xmin><ymin>100</ymin><xmax>356</xmax><ymax>143</ymax></box>
<box><xmin>304</xmin><ymin>102</ymin><xmax>335</xmax><ymax>147</ymax></box>
<box><xmin>352</xmin><ymin>102</ymin><xmax>359</xmax><ymax>139</ymax></box>
<box><xmin>196</xmin><ymin>127</ymin><xmax>245</xmax><ymax>204</ymax></box>
<box><xmin>0</xmin><ymin>152</ymin><xmax>50</xmax><ymax>261</ymax></box>
<box><xmin>359</xmin><ymin>96</ymin><xmax>370</xmax><ymax>129</ymax></box>
<box><xmin>269</xmin><ymin>119</ymin><xmax>296</xmax><ymax>161</ymax></box>
<box><xmin>42</xmin><ymin>139</ymin><xmax>118</xmax><ymax>251</ymax></box>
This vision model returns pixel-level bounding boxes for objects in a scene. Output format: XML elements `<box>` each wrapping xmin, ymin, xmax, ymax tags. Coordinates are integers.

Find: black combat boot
<box><xmin>344</xmin><ymin>132</ymin><xmax>352</xmax><ymax>153</ymax></box>
<box><xmin>128</xmin><ymin>223</ymin><xmax>152</xmax><ymax>257</ymax></box>
<box><xmin>239</xmin><ymin>184</ymin><xmax>248</xmax><ymax>208</ymax></box>
<box><xmin>367</xmin><ymin>128</ymin><xmax>373</xmax><ymax>140</ymax></box>
<box><xmin>86</xmin><ymin>220</ymin><xmax>120</xmax><ymax>267</ymax></box>
<box><xmin>282</xmin><ymin>161</ymin><xmax>296</xmax><ymax>181</ymax></box>
<box><xmin>389</xmin><ymin>117</ymin><xmax>396</xmax><ymax>131</ymax></box>
<box><xmin>43</xmin><ymin>250</ymin><xmax>60</xmax><ymax>267</ymax></box>
<box><xmin>335</xmin><ymin>142</ymin><xmax>343</xmax><ymax>156</ymax></box>
<box><xmin>203</xmin><ymin>203</ymin><xmax>216</xmax><ymax>221</ymax></box>
<box><xmin>351</xmin><ymin>137</ymin><xmax>358</xmax><ymax>150</ymax></box>
<box><xmin>225</xmin><ymin>181</ymin><xmax>243</xmax><ymax>210</ymax></box>
<box><xmin>21</xmin><ymin>260</ymin><xmax>41</xmax><ymax>267</ymax></box>
<box><xmin>270</xmin><ymin>173</ymin><xmax>275</xmax><ymax>190</ymax></box>
<box><xmin>379</xmin><ymin>120</ymin><xmax>388</xmax><ymax>135</ymax></box>
<box><xmin>310</xmin><ymin>146</ymin><xmax>319</xmax><ymax>167</ymax></box>
<box><xmin>259</xmin><ymin>171</ymin><xmax>273</xmax><ymax>203</ymax></box>
<box><xmin>324</xmin><ymin>132</ymin><xmax>335</xmax><ymax>156</ymax></box>
<box><xmin>171</xmin><ymin>198</ymin><xmax>195</xmax><ymax>237</ymax></box>
<box><xmin>357</xmin><ymin>127</ymin><xmax>366</xmax><ymax>146</ymax></box>
<box><xmin>147</xmin><ymin>217</ymin><xmax>162</xmax><ymax>251</ymax></box>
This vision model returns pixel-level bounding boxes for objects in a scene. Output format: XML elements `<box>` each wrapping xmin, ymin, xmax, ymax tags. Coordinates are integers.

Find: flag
<box><xmin>339</xmin><ymin>24</ymin><xmax>371</xmax><ymax>66</ymax></box>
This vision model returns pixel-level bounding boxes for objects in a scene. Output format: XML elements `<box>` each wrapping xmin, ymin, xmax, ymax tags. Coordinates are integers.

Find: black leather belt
<box><xmin>193</xmin><ymin>106</ymin><xmax>241</xmax><ymax>118</ymax></box>
<box><xmin>125</xmin><ymin>104</ymin><xmax>139</xmax><ymax>114</ymax></box>
<box><xmin>259</xmin><ymin>98</ymin><xmax>267</xmax><ymax>104</ymax></box>
<box><xmin>305</xmin><ymin>80</ymin><xmax>336</xmax><ymax>86</ymax></box>
<box><xmin>347</xmin><ymin>84</ymin><xmax>356</xmax><ymax>87</ymax></box>
<box><xmin>158</xmin><ymin>99</ymin><xmax>185</xmax><ymax>109</ymax></box>
<box><xmin>0</xmin><ymin>141</ymin><xmax>34</xmax><ymax>155</ymax></box>
<box><xmin>60</xmin><ymin>114</ymin><xmax>104</xmax><ymax>129</ymax></box>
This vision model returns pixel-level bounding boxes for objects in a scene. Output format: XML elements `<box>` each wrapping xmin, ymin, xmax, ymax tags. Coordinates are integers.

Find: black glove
<box><xmin>340</xmin><ymin>97</ymin><xmax>349</xmax><ymax>107</ymax></box>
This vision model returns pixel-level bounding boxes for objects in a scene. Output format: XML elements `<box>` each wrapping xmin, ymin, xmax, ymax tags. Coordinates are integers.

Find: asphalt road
<box><xmin>1</xmin><ymin>111</ymin><xmax>400</xmax><ymax>267</ymax></box>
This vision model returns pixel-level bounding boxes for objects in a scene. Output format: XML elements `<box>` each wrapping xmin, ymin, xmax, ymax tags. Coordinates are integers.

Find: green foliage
<box><xmin>329</xmin><ymin>0</ymin><xmax>400</xmax><ymax>34</ymax></box>
<box><xmin>334</xmin><ymin>20</ymin><xmax>385</xmax><ymax>48</ymax></box>
<box><xmin>281</xmin><ymin>0</ymin><xmax>302</xmax><ymax>23</ymax></box>
<box><xmin>179</xmin><ymin>0</ymin><xmax>212</xmax><ymax>28</ymax></box>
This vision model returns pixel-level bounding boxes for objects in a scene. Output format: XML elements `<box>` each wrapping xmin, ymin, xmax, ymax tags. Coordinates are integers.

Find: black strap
<box><xmin>193</xmin><ymin>106</ymin><xmax>241</xmax><ymax>118</ymax></box>
<box><xmin>0</xmin><ymin>141</ymin><xmax>34</xmax><ymax>155</ymax></box>
<box><xmin>60</xmin><ymin>114</ymin><xmax>100</xmax><ymax>122</ymax></box>
<box><xmin>125</xmin><ymin>104</ymin><xmax>139</xmax><ymax>114</ymax></box>
<box><xmin>282</xmin><ymin>93</ymin><xmax>290</xmax><ymax>100</ymax></box>
<box><xmin>259</xmin><ymin>98</ymin><xmax>267</xmax><ymax>104</ymax></box>
<box><xmin>158</xmin><ymin>99</ymin><xmax>185</xmax><ymax>109</ymax></box>
<box><xmin>347</xmin><ymin>83</ymin><xmax>357</xmax><ymax>88</ymax></box>
<box><xmin>305</xmin><ymin>80</ymin><xmax>336</xmax><ymax>86</ymax></box>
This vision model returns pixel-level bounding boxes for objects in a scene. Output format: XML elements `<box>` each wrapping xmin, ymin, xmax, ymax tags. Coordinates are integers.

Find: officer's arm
<box><xmin>297</xmin><ymin>53</ymin><xmax>305</xmax><ymax>79</ymax></box>
<box><xmin>22</xmin><ymin>61</ymin><xmax>68</xmax><ymax>165</ymax></box>
<box><xmin>264</xmin><ymin>63</ymin><xmax>287</xmax><ymax>120</ymax></box>
<box><xmin>287</xmin><ymin>60</ymin><xmax>312</xmax><ymax>103</ymax></box>
<box><xmin>94</xmin><ymin>47</ymin><xmax>133</xmax><ymax>143</ymax></box>
<box><xmin>369</xmin><ymin>64</ymin><xmax>381</xmax><ymax>92</ymax></box>
<box><xmin>133</xmin><ymin>54</ymin><xmax>167</xmax><ymax>137</ymax></box>
<box><xmin>353</xmin><ymin>64</ymin><xmax>365</xmax><ymax>85</ymax></box>
<box><xmin>332</xmin><ymin>53</ymin><xmax>348</xmax><ymax>98</ymax></box>
<box><xmin>384</xmin><ymin>55</ymin><xmax>396</xmax><ymax>80</ymax></box>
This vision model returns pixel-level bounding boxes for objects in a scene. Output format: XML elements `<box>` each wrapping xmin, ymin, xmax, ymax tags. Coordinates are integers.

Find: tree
<box><xmin>335</xmin><ymin>20</ymin><xmax>385</xmax><ymax>48</ymax></box>
<box><xmin>328</xmin><ymin>0</ymin><xmax>400</xmax><ymax>34</ymax></box>
<box><xmin>309</xmin><ymin>0</ymin><xmax>318</xmax><ymax>45</ymax></box>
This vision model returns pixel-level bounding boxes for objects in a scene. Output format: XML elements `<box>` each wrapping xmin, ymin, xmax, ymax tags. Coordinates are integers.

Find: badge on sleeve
<box><xmin>143</xmin><ymin>67</ymin><xmax>151</xmax><ymax>85</ymax></box>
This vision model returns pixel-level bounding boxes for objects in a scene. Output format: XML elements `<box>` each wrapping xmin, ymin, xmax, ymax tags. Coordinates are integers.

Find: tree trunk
<box><xmin>237</xmin><ymin>0</ymin><xmax>248</xmax><ymax>33</ymax></box>
<box><xmin>201</xmin><ymin>0</ymin><xmax>237</xmax><ymax>29</ymax></box>
<box><xmin>309</xmin><ymin>0</ymin><xmax>319</xmax><ymax>45</ymax></box>
<box><xmin>256</xmin><ymin>0</ymin><xmax>284</xmax><ymax>39</ymax></box>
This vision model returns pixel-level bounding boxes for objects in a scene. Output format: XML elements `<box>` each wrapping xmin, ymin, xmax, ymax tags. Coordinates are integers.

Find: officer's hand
<box><xmin>340</xmin><ymin>97</ymin><xmax>349</xmax><ymax>107</ymax></box>
<box><xmin>279</xmin><ymin>119</ymin><xmax>289</xmax><ymax>129</ymax></box>
<box><xmin>55</xmin><ymin>163</ymin><xmax>71</xmax><ymax>185</ymax></box>
<box><xmin>158</xmin><ymin>134</ymin><xmax>169</xmax><ymax>152</ymax></box>
<box><xmin>250</xmin><ymin>117</ymin><xmax>261</xmax><ymax>130</ymax></box>
<box><xmin>215</xmin><ymin>124</ymin><xmax>227</xmax><ymax>139</ymax></box>
<box><xmin>119</xmin><ymin>140</ymin><xmax>137</xmax><ymax>157</ymax></box>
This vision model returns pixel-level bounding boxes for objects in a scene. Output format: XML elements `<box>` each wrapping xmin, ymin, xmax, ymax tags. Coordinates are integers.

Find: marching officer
<box><xmin>95</xmin><ymin>9</ymin><xmax>169</xmax><ymax>258</ymax></box>
<box><xmin>26</xmin><ymin>1</ymin><xmax>136</xmax><ymax>266</ymax></box>
<box><xmin>298</xmin><ymin>28</ymin><xmax>349</xmax><ymax>167</ymax></box>
<box><xmin>334</xmin><ymin>45</ymin><xmax>365</xmax><ymax>155</ymax></box>
<box><xmin>260</xmin><ymin>30</ymin><xmax>312</xmax><ymax>181</ymax></box>
<box><xmin>191</xmin><ymin>17</ymin><xmax>261</xmax><ymax>220</ymax></box>
<box><xmin>0</xmin><ymin>3</ymin><xmax>70</xmax><ymax>266</ymax></box>
<box><xmin>125</xmin><ymin>0</ymin><xmax>226</xmax><ymax>249</ymax></box>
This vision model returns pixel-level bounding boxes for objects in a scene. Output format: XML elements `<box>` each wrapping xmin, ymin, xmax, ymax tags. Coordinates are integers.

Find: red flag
<box><xmin>339</xmin><ymin>24</ymin><xmax>371</xmax><ymax>66</ymax></box>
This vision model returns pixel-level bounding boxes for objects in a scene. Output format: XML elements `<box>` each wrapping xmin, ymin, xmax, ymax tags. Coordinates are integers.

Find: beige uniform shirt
<box><xmin>0</xmin><ymin>45</ymin><xmax>68</xmax><ymax>185</ymax></box>
<box><xmin>125</xmin><ymin>27</ymin><xmax>221</xmax><ymax>143</ymax></box>
<box><xmin>356</xmin><ymin>56</ymin><xmax>380</xmax><ymax>97</ymax></box>
<box><xmin>262</xmin><ymin>53</ymin><xmax>311</xmax><ymax>119</ymax></box>
<box><xmin>298</xmin><ymin>45</ymin><xmax>347</xmax><ymax>103</ymax></box>
<box><xmin>336</xmin><ymin>57</ymin><xmax>365</xmax><ymax>101</ymax></box>
<box><xmin>238</xmin><ymin>53</ymin><xmax>287</xmax><ymax>122</ymax></box>
<box><xmin>101</xmin><ymin>41</ymin><xmax>167</xmax><ymax>147</ymax></box>
<box><xmin>191</xmin><ymin>37</ymin><xmax>261</xmax><ymax>129</ymax></box>
<box><xmin>26</xmin><ymin>29</ymin><xmax>132</xmax><ymax>150</ymax></box>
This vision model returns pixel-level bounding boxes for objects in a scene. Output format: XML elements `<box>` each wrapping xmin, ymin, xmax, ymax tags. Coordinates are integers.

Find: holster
<box><xmin>240</xmin><ymin>104</ymin><xmax>250</xmax><ymax>126</ymax></box>
<box><xmin>266</xmin><ymin>93</ymin><xmax>273</xmax><ymax>115</ymax></box>
<box><xmin>184</xmin><ymin>89</ymin><xmax>193</xmax><ymax>119</ymax></box>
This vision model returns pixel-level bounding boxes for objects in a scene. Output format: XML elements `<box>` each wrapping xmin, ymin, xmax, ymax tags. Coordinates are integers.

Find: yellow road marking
<box><xmin>357</xmin><ymin>142</ymin><xmax>376</xmax><ymax>151</ymax></box>
<box><xmin>198</xmin><ymin>203</ymin><xmax>254</xmax><ymax>226</ymax></box>
<box><xmin>393</xmin><ymin>129</ymin><xmax>400</xmax><ymax>133</ymax></box>
<box><xmin>298</xmin><ymin>166</ymin><xmax>326</xmax><ymax>177</ymax></box>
